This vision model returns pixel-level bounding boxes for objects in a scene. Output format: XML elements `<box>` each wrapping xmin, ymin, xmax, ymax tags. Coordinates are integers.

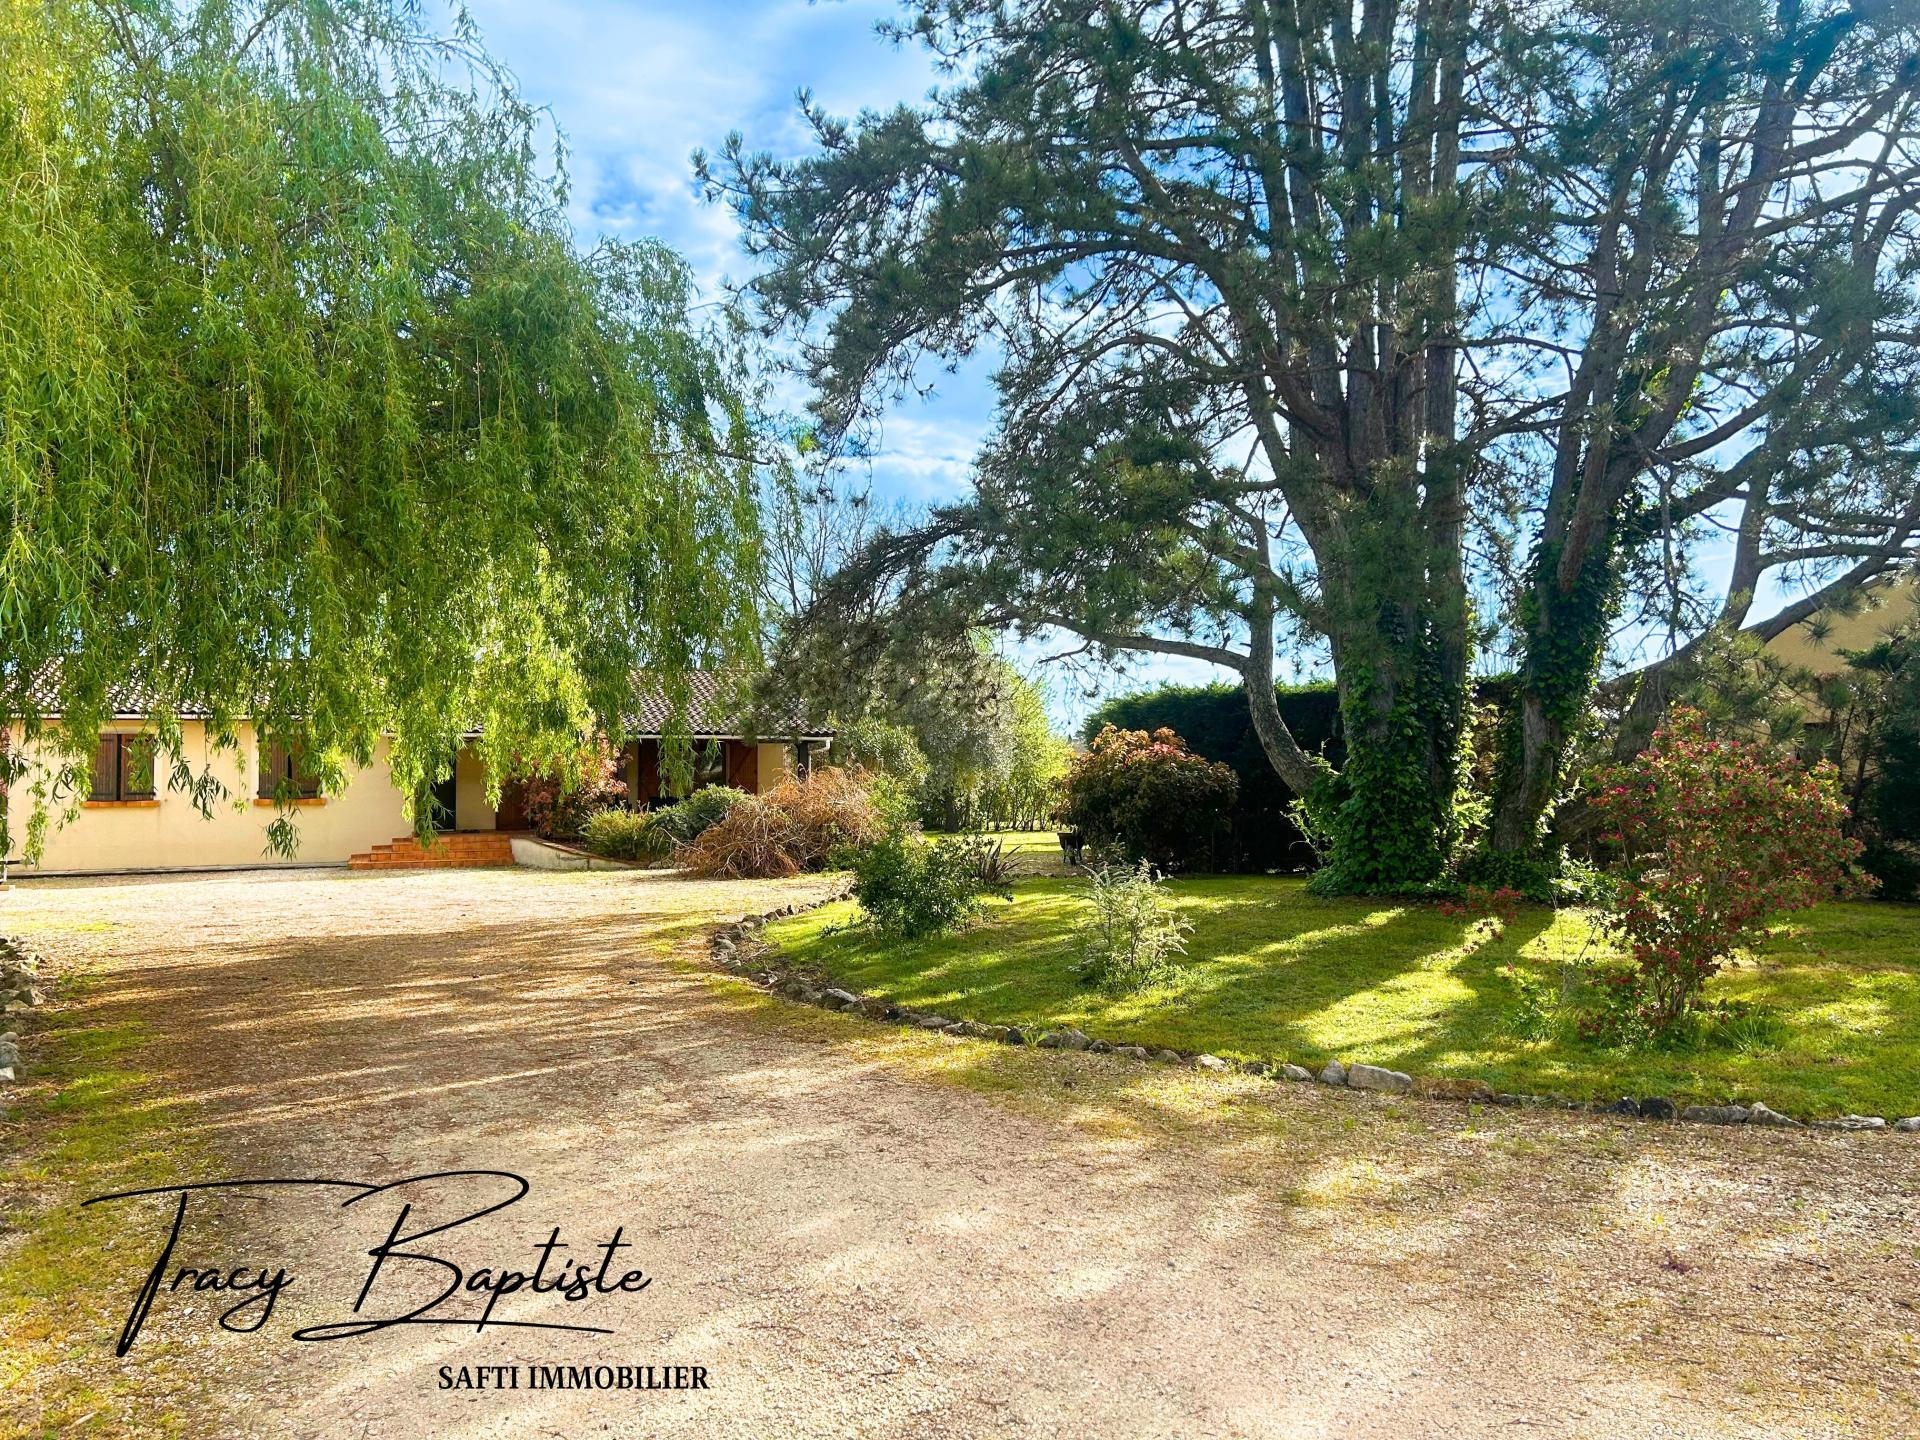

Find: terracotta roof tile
<box><xmin>14</xmin><ymin>664</ymin><xmax>831</xmax><ymax>739</ymax></box>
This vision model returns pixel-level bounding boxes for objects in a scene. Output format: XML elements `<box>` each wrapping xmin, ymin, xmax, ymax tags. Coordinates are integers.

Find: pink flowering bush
<box><xmin>519</xmin><ymin>739</ymin><xmax>628</xmax><ymax>840</ymax></box>
<box><xmin>1590</xmin><ymin>709</ymin><xmax>1868</xmax><ymax>1034</ymax></box>
<box><xmin>1056</xmin><ymin>726</ymin><xmax>1238</xmax><ymax>871</ymax></box>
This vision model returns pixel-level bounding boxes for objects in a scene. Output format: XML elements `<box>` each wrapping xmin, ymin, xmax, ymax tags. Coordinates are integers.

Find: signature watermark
<box><xmin>84</xmin><ymin>1170</ymin><xmax>656</xmax><ymax>1356</ymax></box>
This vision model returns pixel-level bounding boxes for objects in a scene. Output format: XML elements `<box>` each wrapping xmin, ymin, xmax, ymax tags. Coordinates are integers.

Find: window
<box><xmin>89</xmin><ymin>734</ymin><xmax>157</xmax><ymax>802</ymax></box>
<box><xmin>257</xmin><ymin>739</ymin><xmax>322</xmax><ymax>799</ymax></box>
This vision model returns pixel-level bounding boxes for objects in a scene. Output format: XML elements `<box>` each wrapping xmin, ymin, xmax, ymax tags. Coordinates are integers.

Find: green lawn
<box><xmin>766</xmin><ymin>876</ymin><xmax>1920</xmax><ymax>1120</ymax></box>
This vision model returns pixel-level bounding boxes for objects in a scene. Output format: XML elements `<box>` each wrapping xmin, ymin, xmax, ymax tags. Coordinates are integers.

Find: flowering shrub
<box><xmin>520</xmin><ymin>739</ymin><xmax>628</xmax><ymax>839</ymax></box>
<box><xmin>1056</xmin><ymin>726</ymin><xmax>1238</xmax><ymax>872</ymax></box>
<box><xmin>1590</xmin><ymin>709</ymin><xmax>1868</xmax><ymax>1033</ymax></box>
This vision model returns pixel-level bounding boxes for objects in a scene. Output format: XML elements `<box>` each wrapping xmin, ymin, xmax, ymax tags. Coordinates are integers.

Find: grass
<box><xmin>766</xmin><ymin>874</ymin><xmax>1920</xmax><ymax>1120</ymax></box>
<box><xmin>0</xmin><ymin>972</ymin><xmax>207</xmax><ymax>1439</ymax></box>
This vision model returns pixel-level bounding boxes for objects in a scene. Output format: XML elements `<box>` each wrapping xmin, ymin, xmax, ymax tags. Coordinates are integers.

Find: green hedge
<box><xmin>1083</xmin><ymin>682</ymin><xmax>1342</xmax><ymax>872</ymax></box>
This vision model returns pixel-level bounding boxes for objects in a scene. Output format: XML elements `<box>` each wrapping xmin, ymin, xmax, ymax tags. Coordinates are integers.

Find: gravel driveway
<box><xmin>6</xmin><ymin>867</ymin><xmax>1917</xmax><ymax>1439</ymax></box>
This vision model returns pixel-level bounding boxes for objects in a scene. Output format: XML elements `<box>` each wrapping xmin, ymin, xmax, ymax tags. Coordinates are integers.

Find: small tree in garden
<box><xmin>1057</xmin><ymin>727</ymin><xmax>1238</xmax><ymax>872</ymax></box>
<box><xmin>1591</xmin><ymin>710</ymin><xmax>1868</xmax><ymax>1034</ymax></box>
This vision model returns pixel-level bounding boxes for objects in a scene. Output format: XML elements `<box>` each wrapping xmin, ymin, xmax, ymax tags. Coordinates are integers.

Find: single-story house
<box><xmin>3</xmin><ymin>671</ymin><xmax>831</xmax><ymax>875</ymax></box>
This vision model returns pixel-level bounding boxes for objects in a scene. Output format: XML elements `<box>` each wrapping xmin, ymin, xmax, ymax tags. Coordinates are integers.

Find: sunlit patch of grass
<box><xmin>767</xmin><ymin>879</ymin><xmax>1920</xmax><ymax>1118</ymax></box>
<box><xmin>0</xmin><ymin>978</ymin><xmax>207</xmax><ymax>1439</ymax></box>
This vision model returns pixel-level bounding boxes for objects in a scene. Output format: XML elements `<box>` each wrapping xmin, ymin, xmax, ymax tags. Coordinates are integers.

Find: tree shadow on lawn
<box><xmin>794</xmin><ymin>877</ymin><xmax>1560</xmax><ymax>1076</ymax></box>
<box><xmin>787</xmin><ymin>882</ymin><xmax>1920</xmax><ymax>1114</ymax></box>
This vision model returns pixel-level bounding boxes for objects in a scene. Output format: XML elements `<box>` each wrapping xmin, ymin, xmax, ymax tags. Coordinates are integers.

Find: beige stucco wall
<box><xmin>453</xmin><ymin>745</ymin><xmax>497</xmax><ymax>831</ymax></box>
<box><xmin>757</xmin><ymin>742</ymin><xmax>795</xmax><ymax>788</ymax></box>
<box><xmin>1764</xmin><ymin>578</ymin><xmax>1918</xmax><ymax>676</ymax></box>
<box><xmin>4</xmin><ymin>721</ymin><xmax>410</xmax><ymax>874</ymax></box>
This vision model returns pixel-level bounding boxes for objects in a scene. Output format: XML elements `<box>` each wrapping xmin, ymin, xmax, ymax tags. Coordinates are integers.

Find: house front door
<box><xmin>494</xmin><ymin>781</ymin><xmax>528</xmax><ymax>831</ymax></box>
<box><xmin>429</xmin><ymin>767</ymin><xmax>459</xmax><ymax>830</ymax></box>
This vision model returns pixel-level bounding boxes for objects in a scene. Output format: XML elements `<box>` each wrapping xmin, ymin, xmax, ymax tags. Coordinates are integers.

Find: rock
<box><xmin>942</xmin><ymin>1021</ymin><xmax>970</xmax><ymax>1035</ymax></box>
<box><xmin>1281</xmin><ymin>1063</ymin><xmax>1315</xmax><ymax>1082</ymax></box>
<box><xmin>1638</xmin><ymin>1097</ymin><xmax>1677</xmax><ymax>1120</ymax></box>
<box><xmin>1318</xmin><ymin>1060</ymin><xmax>1347</xmax><ymax>1086</ymax></box>
<box><xmin>1345</xmin><ymin>1063</ymin><xmax>1413</xmax><ymax>1094</ymax></box>
<box><xmin>953</xmin><ymin>1020</ymin><xmax>993</xmax><ymax>1039</ymax></box>
<box><xmin>821</xmin><ymin>988</ymin><xmax>860</xmax><ymax>1010</ymax></box>
<box><xmin>1002</xmin><ymin>1027</ymin><xmax>1028</xmax><ymax>1046</ymax></box>
<box><xmin>1194</xmin><ymin>1054</ymin><xmax>1230</xmax><ymax>1073</ymax></box>
<box><xmin>1681</xmin><ymin>1104</ymin><xmax>1750</xmax><ymax>1125</ymax></box>
<box><xmin>1605</xmin><ymin>1097</ymin><xmax>1641</xmax><ymax>1117</ymax></box>
<box><xmin>982</xmin><ymin>1025</ymin><xmax>1012</xmax><ymax>1043</ymax></box>
<box><xmin>1746</xmin><ymin>1102</ymin><xmax>1801</xmax><ymax>1128</ymax></box>
<box><xmin>1088</xmin><ymin>1039</ymin><xmax>1113</xmax><ymax>1054</ymax></box>
<box><xmin>0</xmin><ymin>1066</ymin><xmax>12</xmax><ymax>1083</ymax></box>
<box><xmin>916</xmin><ymin>1014</ymin><xmax>954</xmax><ymax>1031</ymax></box>
<box><xmin>1153</xmin><ymin>1048</ymin><xmax>1183</xmax><ymax>1064</ymax></box>
<box><xmin>1814</xmin><ymin>1114</ymin><xmax>1887</xmax><ymax>1132</ymax></box>
<box><xmin>1418</xmin><ymin>1077</ymin><xmax>1496</xmax><ymax>1103</ymax></box>
<box><xmin>1490</xmin><ymin>1093</ymin><xmax>1524</xmax><ymax>1106</ymax></box>
<box><xmin>1113</xmin><ymin>1046</ymin><xmax>1150</xmax><ymax>1061</ymax></box>
<box><xmin>1894</xmin><ymin>1116</ymin><xmax>1920</xmax><ymax>1133</ymax></box>
<box><xmin>1037</xmin><ymin>1028</ymin><xmax>1091</xmax><ymax>1051</ymax></box>
<box><xmin>0</xmin><ymin>1040</ymin><xmax>18</xmax><ymax>1068</ymax></box>
<box><xmin>1238</xmin><ymin>1059</ymin><xmax>1273</xmax><ymax>1077</ymax></box>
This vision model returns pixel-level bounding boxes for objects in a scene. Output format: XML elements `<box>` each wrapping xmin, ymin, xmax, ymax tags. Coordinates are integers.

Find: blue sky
<box><xmin>461</xmin><ymin>0</ymin><xmax>1218</xmax><ymax>725</ymax></box>
<box><xmin>464</xmin><ymin>0</ymin><xmax>993</xmax><ymax>508</ymax></box>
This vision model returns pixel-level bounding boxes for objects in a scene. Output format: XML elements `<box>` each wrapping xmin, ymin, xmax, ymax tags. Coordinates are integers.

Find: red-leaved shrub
<box><xmin>1056</xmin><ymin>726</ymin><xmax>1238</xmax><ymax>872</ymax></box>
<box><xmin>1590</xmin><ymin>708</ymin><xmax>1869</xmax><ymax>1032</ymax></box>
<box><xmin>519</xmin><ymin>739</ymin><xmax>628</xmax><ymax>840</ymax></box>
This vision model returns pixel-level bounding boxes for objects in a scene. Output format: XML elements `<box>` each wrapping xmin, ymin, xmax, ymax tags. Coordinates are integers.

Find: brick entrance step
<box><xmin>347</xmin><ymin>831</ymin><xmax>517</xmax><ymax>870</ymax></box>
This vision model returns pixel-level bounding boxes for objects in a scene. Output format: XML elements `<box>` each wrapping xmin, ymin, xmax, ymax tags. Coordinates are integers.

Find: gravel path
<box><xmin>7</xmin><ymin>868</ymin><xmax>1917</xmax><ymax>1439</ymax></box>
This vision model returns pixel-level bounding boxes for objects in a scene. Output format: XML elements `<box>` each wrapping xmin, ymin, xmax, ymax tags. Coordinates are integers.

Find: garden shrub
<box><xmin>520</xmin><ymin>739</ymin><xmax>629</xmax><ymax>840</ymax></box>
<box><xmin>1084</xmin><ymin>683</ymin><xmax>1341</xmax><ymax>871</ymax></box>
<box><xmin>680</xmin><ymin>796</ymin><xmax>804</xmax><ymax>879</ymax></box>
<box><xmin>1072</xmin><ymin>862</ymin><xmax>1194</xmax><ymax>994</ymax></box>
<box><xmin>650</xmin><ymin>784</ymin><xmax>752</xmax><ymax>845</ymax></box>
<box><xmin>1589</xmin><ymin>708</ymin><xmax>1868</xmax><ymax>1035</ymax></box>
<box><xmin>850</xmin><ymin>830</ymin><xmax>1011</xmax><ymax>938</ymax></box>
<box><xmin>579</xmin><ymin>808</ymin><xmax>672</xmax><ymax>863</ymax></box>
<box><xmin>763</xmin><ymin>767</ymin><xmax>886</xmax><ymax>869</ymax></box>
<box><xmin>1056</xmin><ymin>726</ymin><xmax>1238</xmax><ymax>872</ymax></box>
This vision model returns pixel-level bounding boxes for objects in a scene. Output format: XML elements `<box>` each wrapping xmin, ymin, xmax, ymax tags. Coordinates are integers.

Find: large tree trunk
<box><xmin>1486</xmin><ymin>532</ymin><xmax>1622</xmax><ymax>866</ymax></box>
<box><xmin>1305</xmin><ymin>483</ymin><xmax>1471</xmax><ymax>893</ymax></box>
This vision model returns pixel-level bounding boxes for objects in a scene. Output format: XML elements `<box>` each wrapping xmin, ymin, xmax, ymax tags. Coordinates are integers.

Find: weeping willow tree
<box><xmin>0</xmin><ymin>0</ymin><xmax>765</xmax><ymax>858</ymax></box>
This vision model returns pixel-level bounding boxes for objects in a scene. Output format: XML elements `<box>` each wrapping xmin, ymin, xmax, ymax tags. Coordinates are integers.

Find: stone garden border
<box><xmin>706</xmin><ymin>893</ymin><xmax>1920</xmax><ymax>1138</ymax></box>
<box><xmin>0</xmin><ymin>935</ymin><xmax>45</xmax><ymax>1085</ymax></box>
